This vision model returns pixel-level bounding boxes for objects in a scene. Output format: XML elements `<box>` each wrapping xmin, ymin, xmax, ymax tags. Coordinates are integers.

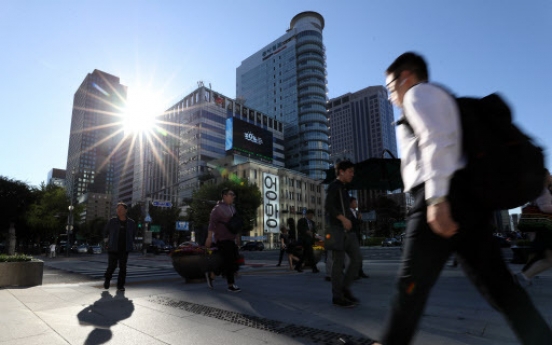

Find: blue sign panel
<box><xmin>176</xmin><ymin>221</ymin><xmax>189</xmax><ymax>231</ymax></box>
<box><xmin>152</xmin><ymin>200</ymin><xmax>172</xmax><ymax>208</ymax></box>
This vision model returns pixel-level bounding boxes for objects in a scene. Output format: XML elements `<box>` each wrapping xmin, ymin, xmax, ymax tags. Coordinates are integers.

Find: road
<box><xmin>41</xmin><ymin>246</ymin><xmax>513</xmax><ymax>285</ymax></box>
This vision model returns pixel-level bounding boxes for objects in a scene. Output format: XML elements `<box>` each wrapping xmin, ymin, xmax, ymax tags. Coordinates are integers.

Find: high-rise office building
<box><xmin>146</xmin><ymin>85</ymin><xmax>286</xmax><ymax>205</ymax></box>
<box><xmin>328</xmin><ymin>86</ymin><xmax>398</xmax><ymax>213</ymax></box>
<box><xmin>47</xmin><ymin>168</ymin><xmax>66</xmax><ymax>188</ymax></box>
<box><xmin>66</xmin><ymin>69</ymin><xmax>127</xmax><ymax>221</ymax></box>
<box><xmin>328</xmin><ymin>86</ymin><xmax>397</xmax><ymax>163</ymax></box>
<box><xmin>236</xmin><ymin>11</ymin><xmax>330</xmax><ymax>180</ymax></box>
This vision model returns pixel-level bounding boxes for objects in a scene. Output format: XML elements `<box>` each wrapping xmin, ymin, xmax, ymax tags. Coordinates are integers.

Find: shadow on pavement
<box><xmin>77</xmin><ymin>290</ymin><xmax>134</xmax><ymax>345</ymax></box>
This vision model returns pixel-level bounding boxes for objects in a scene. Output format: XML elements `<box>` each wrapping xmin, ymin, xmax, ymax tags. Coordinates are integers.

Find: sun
<box><xmin>123</xmin><ymin>86</ymin><xmax>166</xmax><ymax>136</ymax></box>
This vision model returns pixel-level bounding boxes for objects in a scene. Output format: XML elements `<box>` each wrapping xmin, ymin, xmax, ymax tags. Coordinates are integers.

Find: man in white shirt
<box><xmin>374</xmin><ymin>52</ymin><xmax>552</xmax><ymax>345</ymax></box>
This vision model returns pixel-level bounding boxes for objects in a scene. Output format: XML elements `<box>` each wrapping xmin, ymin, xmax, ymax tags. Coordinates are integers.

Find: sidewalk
<box><xmin>1</xmin><ymin>258</ymin><xmax>551</xmax><ymax>344</ymax></box>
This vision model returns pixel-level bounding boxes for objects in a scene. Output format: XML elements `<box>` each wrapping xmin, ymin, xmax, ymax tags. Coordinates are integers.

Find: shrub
<box><xmin>0</xmin><ymin>254</ymin><xmax>33</xmax><ymax>262</ymax></box>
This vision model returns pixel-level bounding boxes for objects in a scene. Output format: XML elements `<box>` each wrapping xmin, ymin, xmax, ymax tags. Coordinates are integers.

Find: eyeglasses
<box><xmin>386</xmin><ymin>75</ymin><xmax>400</xmax><ymax>95</ymax></box>
<box><xmin>226</xmin><ymin>192</ymin><xmax>236</xmax><ymax>196</ymax></box>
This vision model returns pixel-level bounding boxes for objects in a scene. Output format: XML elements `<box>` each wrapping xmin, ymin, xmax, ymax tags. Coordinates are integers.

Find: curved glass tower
<box><xmin>237</xmin><ymin>11</ymin><xmax>330</xmax><ymax>180</ymax></box>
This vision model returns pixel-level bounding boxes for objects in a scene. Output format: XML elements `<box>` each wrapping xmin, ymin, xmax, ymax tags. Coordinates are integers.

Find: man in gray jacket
<box><xmin>103</xmin><ymin>202</ymin><xmax>136</xmax><ymax>291</ymax></box>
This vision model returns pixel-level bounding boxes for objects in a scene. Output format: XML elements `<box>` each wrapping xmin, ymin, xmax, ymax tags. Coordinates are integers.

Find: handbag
<box><xmin>222</xmin><ymin>211</ymin><xmax>244</xmax><ymax>234</ymax></box>
<box><xmin>324</xmin><ymin>187</ymin><xmax>347</xmax><ymax>251</ymax></box>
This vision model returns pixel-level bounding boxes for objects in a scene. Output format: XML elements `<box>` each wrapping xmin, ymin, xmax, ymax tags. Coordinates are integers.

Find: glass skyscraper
<box><xmin>66</xmin><ymin>69</ymin><xmax>127</xmax><ymax>221</ymax></box>
<box><xmin>236</xmin><ymin>11</ymin><xmax>330</xmax><ymax>180</ymax></box>
<box><xmin>327</xmin><ymin>86</ymin><xmax>397</xmax><ymax>163</ymax></box>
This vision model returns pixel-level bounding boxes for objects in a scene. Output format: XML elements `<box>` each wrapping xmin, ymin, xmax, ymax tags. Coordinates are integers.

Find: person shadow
<box><xmin>77</xmin><ymin>290</ymin><xmax>135</xmax><ymax>345</ymax></box>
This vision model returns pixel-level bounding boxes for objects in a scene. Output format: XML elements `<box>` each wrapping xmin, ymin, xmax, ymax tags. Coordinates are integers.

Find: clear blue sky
<box><xmin>1</xmin><ymin>1</ymin><xmax>551</xmax><ymax>199</ymax></box>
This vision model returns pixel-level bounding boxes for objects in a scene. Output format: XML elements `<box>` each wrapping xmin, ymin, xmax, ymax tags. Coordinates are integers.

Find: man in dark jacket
<box><xmin>298</xmin><ymin>209</ymin><xmax>320</xmax><ymax>273</ymax></box>
<box><xmin>103</xmin><ymin>202</ymin><xmax>136</xmax><ymax>291</ymax></box>
<box><xmin>324</xmin><ymin>160</ymin><xmax>362</xmax><ymax>308</ymax></box>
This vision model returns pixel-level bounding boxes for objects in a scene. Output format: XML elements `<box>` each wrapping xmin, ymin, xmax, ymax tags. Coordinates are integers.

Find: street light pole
<box><xmin>66</xmin><ymin>168</ymin><xmax>76</xmax><ymax>257</ymax></box>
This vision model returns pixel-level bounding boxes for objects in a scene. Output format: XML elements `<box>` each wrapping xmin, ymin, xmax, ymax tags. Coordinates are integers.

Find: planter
<box><xmin>170</xmin><ymin>243</ymin><xmax>223</xmax><ymax>283</ymax></box>
<box><xmin>511</xmin><ymin>246</ymin><xmax>532</xmax><ymax>264</ymax></box>
<box><xmin>0</xmin><ymin>260</ymin><xmax>43</xmax><ymax>288</ymax></box>
<box><xmin>171</xmin><ymin>243</ymin><xmax>244</xmax><ymax>283</ymax></box>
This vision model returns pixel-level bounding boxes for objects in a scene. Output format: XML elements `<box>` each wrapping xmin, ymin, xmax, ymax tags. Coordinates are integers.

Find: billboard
<box><xmin>263</xmin><ymin>173</ymin><xmax>280</xmax><ymax>233</ymax></box>
<box><xmin>226</xmin><ymin>117</ymin><xmax>273</xmax><ymax>163</ymax></box>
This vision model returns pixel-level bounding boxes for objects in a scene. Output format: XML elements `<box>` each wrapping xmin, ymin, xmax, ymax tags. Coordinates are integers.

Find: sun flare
<box><xmin>123</xmin><ymin>86</ymin><xmax>166</xmax><ymax>136</ymax></box>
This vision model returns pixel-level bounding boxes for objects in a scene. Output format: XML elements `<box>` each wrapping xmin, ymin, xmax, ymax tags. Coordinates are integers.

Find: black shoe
<box><xmin>343</xmin><ymin>289</ymin><xmax>360</xmax><ymax>304</ymax></box>
<box><xmin>332</xmin><ymin>298</ymin><xmax>356</xmax><ymax>308</ymax></box>
<box><xmin>117</xmin><ymin>287</ymin><xmax>125</xmax><ymax>292</ymax></box>
<box><xmin>295</xmin><ymin>267</ymin><xmax>303</xmax><ymax>272</ymax></box>
<box><xmin>359</xmin><ymin>272</ymin><xmax>369</xmax><ymax>278</ymax></box>
<box><xmin>205</xmin><ymin>272</ymin><xmax>214</xmax><ymax>289</ymax></box>
<box><xmin>227</xmin><ymin>284</ymin><xmax>241</xmax><ymax>292</ymax></box>
<box><xmin>276</xmin><ymin>264</ymin><xmax>281</xmax><ymax>267</ymax></box>
<box><xmin>312</xmin><ymin>268</ymin><xmax>320</xmax><ymax>273</ymax></box>
<box><xmin>325</xmin><ymin>276</ymin><xmax>332</xmax><ymax>282</ymax></box>
<box><xmin>103</xmin><ymin>280</ymin><xmax>110</xmax><ymax>290</ymax></box>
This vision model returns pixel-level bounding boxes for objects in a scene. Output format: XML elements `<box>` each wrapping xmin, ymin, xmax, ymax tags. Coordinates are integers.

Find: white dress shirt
<box><xmin>397</xmin><ymin>83</ymin><xmax>466</xmax><ymax>200</ymax></box>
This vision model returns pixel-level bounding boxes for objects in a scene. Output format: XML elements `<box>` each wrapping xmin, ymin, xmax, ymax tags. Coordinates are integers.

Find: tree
<box><xmin>79</xmin><ymin>217</ymin><xmax>108</xmax><ymax>244</ymax></box>
<box><xmin>0</xmin><ymin>176</ymin><xmax>36</xmax><ymax>248</ymax></box>
<box><xmin>372</xmin><ymin>196</ymin><xmax>401</xmax><ymax>238</ymax></box>
<box><xmin>189</xmin><ymin>179</ymin><xmax>262</xmax><ymax>233</ymax></box>
<box><xmin>26</xmin><ymin>183</ymin><xmax>70</xmax><ymax>242</ymax></box>
<box><xmin>149</xmin><ymin>205</ymin><xmax>181</xmax><ymax>244</ymax></box>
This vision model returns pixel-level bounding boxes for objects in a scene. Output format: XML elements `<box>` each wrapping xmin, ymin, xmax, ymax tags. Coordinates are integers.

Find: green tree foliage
<box><xmin>79</xmin><ymin>217</ymin><xmax>108</xmax><ymax>245</ymax></box>
<box><xmin>0</xmin><ymin>176</ymin><xmax>35</xmax><ymax>228</ymax></box>
<box><xmin>0</xmin><ymin>176</ymin><xmax>36</xmax><ymax>243</ymax></box>
<box><xmin>372</xmin><ymin>196</ymin><xmax>401</xmax><ymax>237</ymax></box>
<box><xmin>190</xmin><ymin>179</ymin><xmax>262</xmax><ymax>233</ymax></box>
<box><xmin>26</xmin><ymin>183</ymin><xmax>81</xmax><ymax>242</ymax></box>
<box><xmin>149</xmin><ymin>205</ymin><xmax>182</xmax><ymax>243</ymax></box>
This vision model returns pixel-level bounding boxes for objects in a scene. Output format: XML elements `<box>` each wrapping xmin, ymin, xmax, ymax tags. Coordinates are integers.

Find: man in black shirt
<box><xmin>324</xmin><ymin>161</ymin><xmax>362</xmax><ymax>308</ymax></box>
<box><xmin>103</xmin><ymin>202</ymin><xmax>136</xmax><ymax>291</ymax></box>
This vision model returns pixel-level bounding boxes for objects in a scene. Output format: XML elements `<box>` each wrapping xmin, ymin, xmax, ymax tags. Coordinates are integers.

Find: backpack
<box><xmin>402</xmin><ymin>90</ymin><xmax>545</xmax><ymax>210</ymax></box>
<box><xmin>455</xmin><ymin>94</ymin><xmax>545</xmax><ymax>210</ymax></box>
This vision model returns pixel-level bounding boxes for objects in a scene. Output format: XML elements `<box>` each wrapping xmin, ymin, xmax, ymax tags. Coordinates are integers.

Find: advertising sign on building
<box><xmin>226</xmin><ymin>117</ymin><xmax>273</xmax><ymax>163</ymax></box>
<box><xmin>263</xmin><ymin>172</ymin><xmax>280</xmax><ymax>233</ymax></box>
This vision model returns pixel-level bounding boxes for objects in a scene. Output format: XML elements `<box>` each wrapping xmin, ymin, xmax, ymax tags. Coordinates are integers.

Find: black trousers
<box><xmin>217</xmin><ymin>240</ymin><xmax>238</xmax><ymax>285</ymax></box>
<box><xmin>277</xmin><ymin>248</ymin><xmax>285</xmax><ymax>265</ymax></box>
<box><xmin>381</xmin><ymin>184</ymin><xmax>552</xmax><ymax>345</ymax></box>
<box><xmin>104</xmin><ymin>251</ymin><xmax>129</xmax><ymax>289</ymax></box>
<box><xmin>331</xmin><ymin>230</ymin><xmax>361</xmax><ymax>299</ymax></box>
<box><xmin>302</xmin><ymin>242</ymin><xmax>318</xmax><ymax>272</ymax></box>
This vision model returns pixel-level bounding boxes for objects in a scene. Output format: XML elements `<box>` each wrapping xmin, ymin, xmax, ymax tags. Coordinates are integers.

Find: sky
<box><xmin>1</xmin><ymin>1</ymin><xmax>551</xmax><ymax>204</ymax></box>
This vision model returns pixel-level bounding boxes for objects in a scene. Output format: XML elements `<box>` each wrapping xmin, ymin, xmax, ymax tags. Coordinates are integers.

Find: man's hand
<box><xmin>427</xmin><ymin>200</ymin><xmax>459</xmax><ymax>238</ymax></box>
<box><xmin>205</xmin><ymin>239</ymin><xmax>212</xmax><ymax>248</ymax></box>
<box><xmin>340</xmin><ymin>217</ymin><xmax>352</xmax><ymax>231</ymax></box>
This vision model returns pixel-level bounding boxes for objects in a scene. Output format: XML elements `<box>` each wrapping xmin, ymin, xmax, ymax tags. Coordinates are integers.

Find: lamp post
<box><xmin>66</xmin><ymin>167</ymin><xmax>76</xmax><ymax>257</ymax></box>
<box><xmin>66</xmin><ymin>205</ymin><xmax>74</xmax><ymax>257</ymax></box>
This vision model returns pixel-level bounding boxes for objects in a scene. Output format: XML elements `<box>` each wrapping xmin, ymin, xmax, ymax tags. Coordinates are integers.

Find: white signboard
<box><xmin>263</xmin><ymin>172</ymin><xmax>280</xmax><ymax>233</ymax></box>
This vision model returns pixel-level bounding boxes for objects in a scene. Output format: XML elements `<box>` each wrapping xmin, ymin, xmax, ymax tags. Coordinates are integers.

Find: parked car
<box><xmin>76</xmin><ymin>244</ymin><xmax>89</xmax><ymax>254</ymax></box>
<box><xmin>147</xmin><ymin>239</ymin><xmax>174</xmax><ymax>254</ymax></box>
<box><xmin>240</xmin><ymin>242</ymin><xmax>265</xmax><ymax>251</ymax></box>
<box><xmin>381</xmin><ymin>237</ymin><xmax>400</xmax><ymax>247</ymax></box>
<box><xmin>88</xmin><ymin>245</ymin><xmax>102</xmax><ymax>254</ymax></box>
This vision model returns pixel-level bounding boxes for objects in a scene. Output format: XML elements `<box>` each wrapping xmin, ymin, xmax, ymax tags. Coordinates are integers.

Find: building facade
<box><xmin>47</xmin><ymin>168</ymin><xmax>66</xmax><ymax>188</ymax></box>
<box><xmin>236</xmin><ymin>11</ymin><xmax>330</xmax><ymax>180</ymax></box>
<box><xmin>144</xmin><ymin>85</ymin><xmax>286</xmax><ymax>206</ymax></box>
<box><xmin>327</xmin><ymin>85</ymin><xmax>397</xmax><ymax>163</ymax></box>
<box><xmin>327</xmin><ymin>85</ymin><xmax>398</xmax><ymax>212</ymax></box>
<box><xmin>206</xmin><ymin>156</ymin><xmax>326</xmax><ymax>249</ymax></box>
<box><xmin>65</xmin><ymin>69</ymin><xmax>127</xmax><ymax>222</ymax></box>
